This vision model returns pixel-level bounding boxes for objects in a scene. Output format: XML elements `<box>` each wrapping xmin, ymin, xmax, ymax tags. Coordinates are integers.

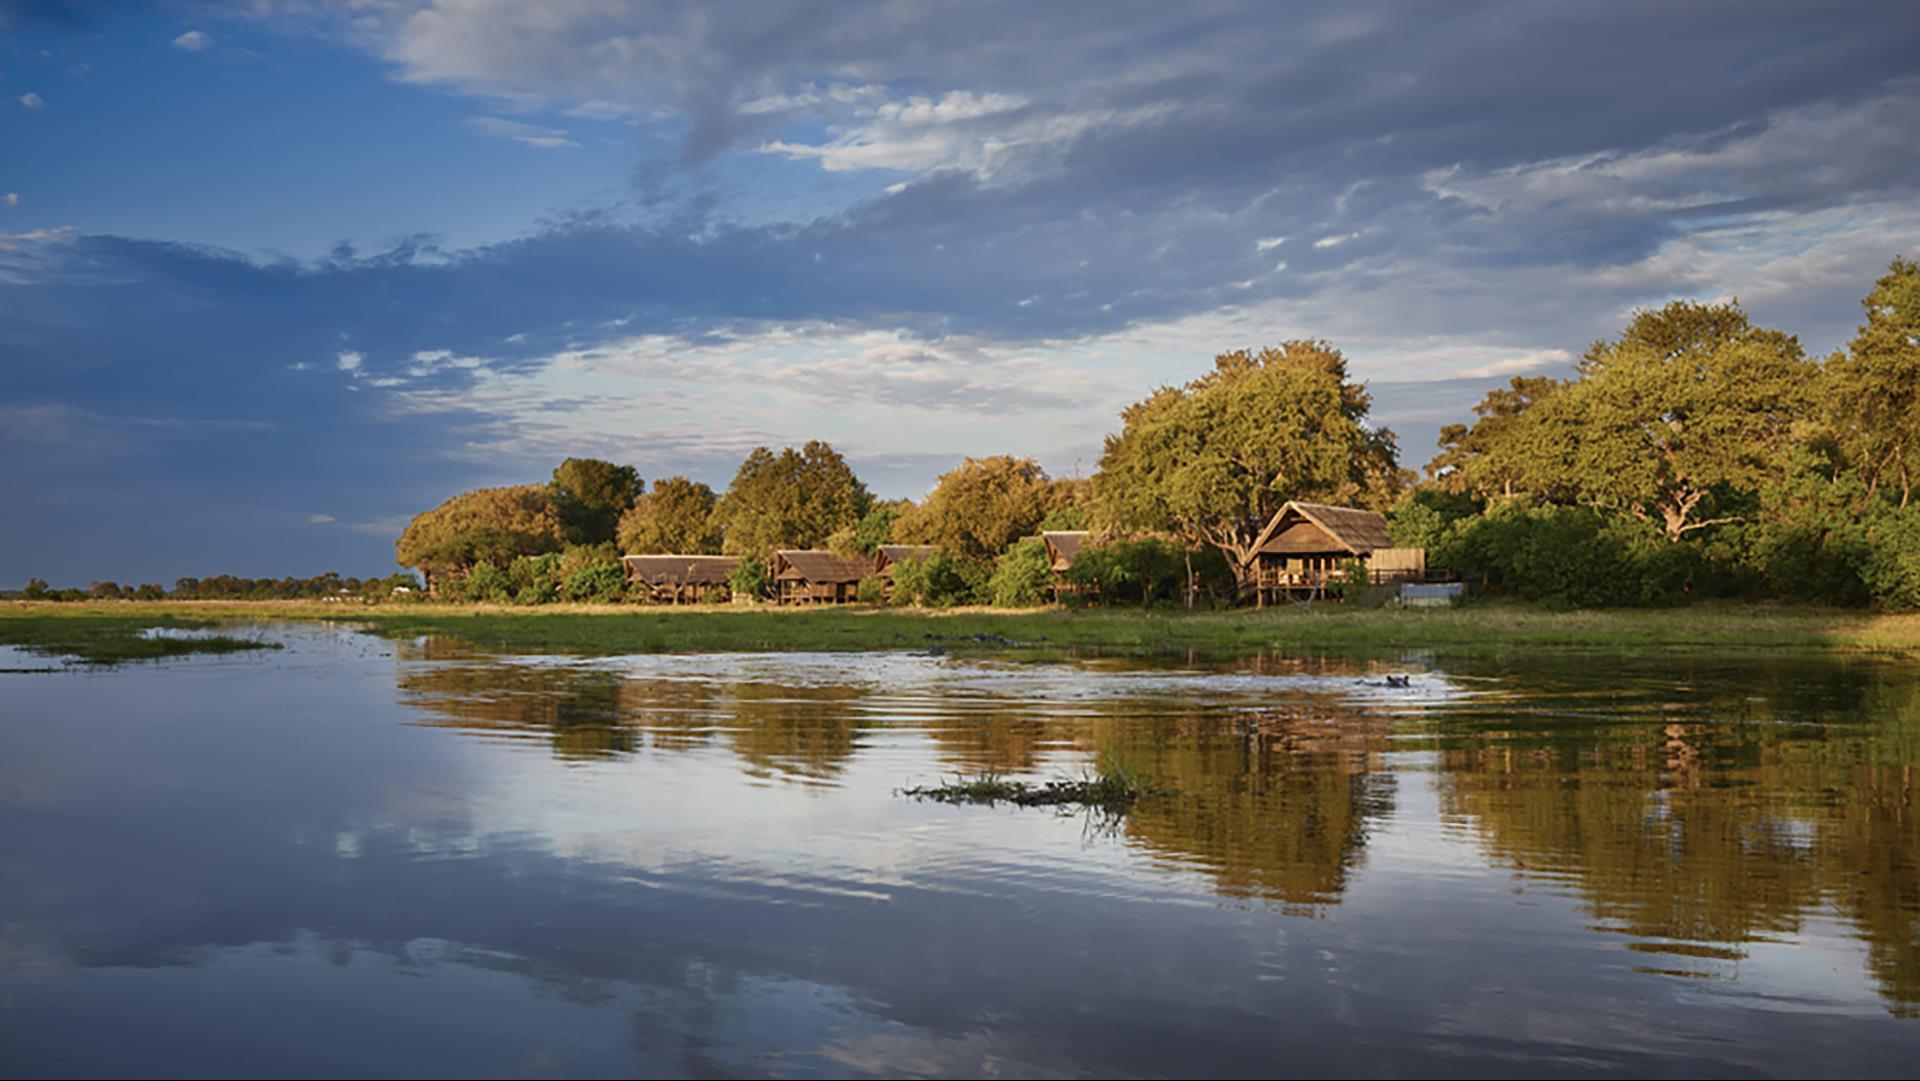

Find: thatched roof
<box><xmin>772</xmin><ymin>550</ymin><xmax>874</xmax><ymax>584</ymax></box>
<box><xmin>873</xmin><ymin>544</ymin><xmax>939</xmax><ymax>576</ymax></box>
<box><xmin>621</xmin><ymin>554</ymin><xmax>739</xmax><ymax>587</ymax></box>
<box><xmin>1042</xmin><ymin>531</ymin><xmax>1089</xmax><ymax>571</ymax></box>
<box><xmin>1248</xmin><ymin>502</ymin><xmax>1393</xmax><ymax>559</ymax></box>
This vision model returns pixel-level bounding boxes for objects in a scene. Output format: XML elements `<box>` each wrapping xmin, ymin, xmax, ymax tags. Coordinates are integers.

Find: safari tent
<box><xmin>1244</xmin><ymin>502</ymin><xmax>1424</xmax><ymax>605</ymax></box>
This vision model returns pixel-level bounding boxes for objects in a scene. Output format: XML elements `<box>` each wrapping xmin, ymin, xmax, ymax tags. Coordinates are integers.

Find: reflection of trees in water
<box><xmin>922</xmin><ymin>711</ymin><xmax>1055</xmax><ymax>774</ymax></box>
<box><xmin>394</xmin><ymin>644</ymin><xmax>868</xmax><ymax>781</ymax></box>
<box><xmin>1436</xmin><ymin>668</ymin><xmax>1920</xmax><ymax>1015</ymax></box>
<box><xmin>1106</xmin><ymin>705</ymin><xmax>1395</xmax><ymax>910</ymax></box>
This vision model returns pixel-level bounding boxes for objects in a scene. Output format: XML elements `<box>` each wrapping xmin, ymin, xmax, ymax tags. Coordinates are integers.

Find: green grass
<box><xmin>902</xmin><ymin>755</ymin><xmax>1168</xmax><ymax>813</ymax></box>
<box><xmin>0</xmin><ymin>611</ymin><xmax>282</xmax><ymax>666</ymax></box>
<box><xmin>4</xmin><ymin>598</ymin><xmax>1920</xmax><ymax>659</ymax></box>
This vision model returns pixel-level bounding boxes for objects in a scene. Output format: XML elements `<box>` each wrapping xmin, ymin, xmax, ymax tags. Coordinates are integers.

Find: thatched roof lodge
<box><xmin>1245</xmin><ymin>502</ymin><xmax>1424</xmax><ymax>605</ymax></box>
<box><xmin>873</xmin><ymin>544</ymin><xmax>938</xmax><ymax>578</ymax></box>
<box><xmin>772</xmin><ymin>550</ymin><xmax>873</xmax><ymax>604</ymax></box>
<box><xmin>621</xmin><ymin>554</ymin><xmax>739</xmax><ymax>604</ymax></box>
<box><xmin>1041</xmin><ymin>531</ymin><xmax>1088</xmax><ymax>572</ymax></box>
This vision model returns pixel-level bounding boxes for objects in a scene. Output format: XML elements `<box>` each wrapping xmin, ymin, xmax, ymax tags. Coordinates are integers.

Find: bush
<box><xmin>989</xmin><ymin>537</ymin><xmax>1054</xmax><ymax>607</ymax></box>
<box><xmin>856</xmin><ymin>576</ymin><xmax>887</xmax><ymax>604</ymax></box>
<box><xmin>890</xmin><ymin>552</ymin><xmax>990</xmax><ymax>607</ymax></box>
<box><xmin>728</xmin><ymin>556</ymin><xmax>768</xmax><ymax>601</ymax></box>
<box><xmin>1435</xmin><ymin>501</ymin><xmax>1693</xmax><ymax>608</ymax></box>
<box><xmin>462</xmin><ymin>561</ymin><xmax>513</xmax><ymax>603</ymax></box>
<box><xmin>1063</xmin><ymin>538</ymin><xmax>1187</xmax><ymax>606</ymax></box>
<box><xmin>561</xmin><ymin>560</ymin><xmax>625</xmax><ymax>602</ymax></box>
<box><xmin>1863</xmin><ymin>503</ymin><xmax>1920</xmax><ymax>610</ymax></box>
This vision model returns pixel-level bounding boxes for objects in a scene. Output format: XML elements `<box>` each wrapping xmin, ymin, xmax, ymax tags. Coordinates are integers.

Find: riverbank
<box><xmin>4</xmin><ymin>599</ymin><xmax>1920</xmax><ymax>661</ymax></box>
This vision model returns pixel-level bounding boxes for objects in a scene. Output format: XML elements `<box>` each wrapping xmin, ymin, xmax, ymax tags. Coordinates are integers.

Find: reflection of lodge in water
<box><xmin>1433</xmin><ymin>671</ymin><xmax>1920</xmax><ymax>1017</ymax></box>
<box><xmin>391</xmin><ymin>640</ymin><xmax>1920</xmax><ymax>1014</ymax></box>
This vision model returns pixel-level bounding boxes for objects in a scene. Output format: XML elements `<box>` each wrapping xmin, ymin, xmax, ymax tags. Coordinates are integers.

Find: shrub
<box><xmin>728</xmin><ymin>556</ymin><xmax>769</xmax><ymax>601</ymax></box>
<box><xmin>1863</xmin><ymin>503</ymin><xmax>1920</xmax><ymax>610</ymax></box>
<box><xmin>989</xmin><ymin>537</ymin><xmax>1054</xmax><ymax>607</ymax></box>
<box><xmin>462</xmin><ymin>561</ymin><xmax>513</xmax><ymax>603</ymax></box>
<box><xmin>1436</xmin><ymin>501</ymin><xmax>1693</xmax><ymax>608</ymax></box>
<box><xmin>856</xmin><ymin>576</ymin><xmax>887</xmax><ymax>604</ymax></box>
<box><xmin>561</xmin><ymin>560</ymin><xmax>625</xmax><ymax>602</ymax></box>
<box><xmin>890</xmin><ymin>552</ymin><xmax>990</xmax><ymax>607</ymax></box>
<box><xmin>1063</xmin><ymin>538</ymin><xmax>1187</xmax><ymax>606</ymax></box>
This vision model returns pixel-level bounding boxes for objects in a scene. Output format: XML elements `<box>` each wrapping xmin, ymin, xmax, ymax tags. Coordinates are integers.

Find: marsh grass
<box><xmin>901</xmin><ymin>753</ymin><xmax>1169</xmax><ymax>815</ymax></box>
<box><xmin>0</xmin><ymin>612</ymin><xmax>281</xmax><ymax>665</ymax></box>
<box><xmin>5</xmin><ymin>599</ymin><xmax>1920</xmax><ymax>658</ymax></box>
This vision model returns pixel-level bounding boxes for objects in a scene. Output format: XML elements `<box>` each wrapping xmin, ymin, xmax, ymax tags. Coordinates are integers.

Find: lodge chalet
<box><xmin>771</xmin><ymin>549</ymin><xmax>873</xmax><ymax>605</ymax></box>
<box><xmin>1244</xmin><ymin>501</ymin><xmax>1425</xmax><ymax>605</ymax></box>
<box><xmin>620</xmin><ymin>555</ymin><xmax>740</xmax><ymax>605</ymax></box>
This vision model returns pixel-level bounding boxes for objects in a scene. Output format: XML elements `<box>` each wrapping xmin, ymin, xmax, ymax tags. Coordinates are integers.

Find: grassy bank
<box><xmin>4</xmin><ymin>599</ymin><xmax>1920</xmax><ymax>660</ymax></box>
<box><xmin>0</xmin><ymin>611</ymin><xmax>282</xmax><ymax>666</ymax></box>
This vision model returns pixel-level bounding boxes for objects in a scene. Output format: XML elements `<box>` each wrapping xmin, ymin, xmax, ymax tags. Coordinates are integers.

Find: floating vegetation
<box><xmin>0</xmin><ymin>615</ymin><xmax>281</xmax><ymax>666</ymax></box>
<box><xmin>901</xmin><ymin>755</ymin><xmax>1168</xmax><ymax>814</ymax></box>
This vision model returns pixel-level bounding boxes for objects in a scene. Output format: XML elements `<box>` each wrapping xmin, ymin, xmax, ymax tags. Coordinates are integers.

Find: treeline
<box><xmin>14</xmin><ymin>572</ymin><xmax>421</xmax><ymax>603</ymax></box>
<box><xmin>389</xmin><ymin>256</ymin><xmax>1920</xmax><ymax>610</ymax></box>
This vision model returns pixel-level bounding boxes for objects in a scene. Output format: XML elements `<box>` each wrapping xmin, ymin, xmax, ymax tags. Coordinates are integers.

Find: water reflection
<box><xmin>3</xmin><ymin>631</ymin><xmax>1917</xmax><ymax>1077</ymax></box>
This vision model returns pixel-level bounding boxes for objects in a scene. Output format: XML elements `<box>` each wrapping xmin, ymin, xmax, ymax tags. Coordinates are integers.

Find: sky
<box><xmin>3</xmin><ymin>0</ymin><xmax>1919</xmax><ymax>585</ymax></box>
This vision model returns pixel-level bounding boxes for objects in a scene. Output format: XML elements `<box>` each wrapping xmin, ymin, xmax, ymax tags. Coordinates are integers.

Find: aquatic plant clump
<box><xmin>901</xmin><ymin>757</ymin><xmax>1168</xmax><ymax>813</ymax></box>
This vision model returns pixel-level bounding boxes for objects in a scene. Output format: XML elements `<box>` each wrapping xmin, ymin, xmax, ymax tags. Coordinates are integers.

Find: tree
<box><xmin>1428</xmin><ymin>376</ymin><xmax>1563</xmax><ymax>498</ymax></box>
<box><xmin>395</xmin><ymin>484</ymin><xmax>568</xmax><ymax>587</ymax></box>
<box><xmin>1091</xmin><ymin>341</ymin><xmax>1404</xmax><ymax>583</ymax></box>
<box><xmin>550</xmin><ymin>458</ymin><xmax>644</xmax><ymax>545</ymax></box>
<box><xmin>1828</xmin><ymin>257</ymin><xmax>1920</xmax><ymax>508</ymax></box>
<box><xmin>712</xmin><ymin>441</ymin><xmax>873</xmax><ymax>555</ymax></box>
<box><xmin>895</xmin><ymin>455</ymin><xmax>1063</xmax><ymax>560</ymax></box>
<box><xmin>617</xmin><ymin>476</ymin><xmax>720</xmax><ymax>553</ymax></box>
<box><xmin>1544</xmin><ymin>301</ymin><xmax>1812</xmax><ymax>541</ymax></box>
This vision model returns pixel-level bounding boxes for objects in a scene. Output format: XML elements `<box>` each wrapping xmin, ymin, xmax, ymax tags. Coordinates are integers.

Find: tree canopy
<box><xmin>713</xmin><ymin>441</ymin><xmax>873</xmax><ymax>555</ymax></box>
<box><xmin>1092</xmin><ymin>341</ymin><xmax>1404</xmax><ymax>574</ymax></box>
<box><xmin>1828</xmin><ymin>257</ymin><xmax>1920</xmax><ymax>508</ymax></box>
<box><xmin>550</xmin><ymin>457</ymin><xmax>644</xmax><ymax>545</ymax></box>
<box><xmin>895</xmin><ymin>455</ymin><xmax>1068</xmax><ymax>560</ymax></box>
<box><xmin>616</xmin><ymin>475</ymin><xmax>720</xmax><ymax>554</ymax></box>
<box><xmin>395</xmin><ymin>484</ymin><xmax>569</xmax><ymax>579</ymax></box>
<box><xmin>1428</xmin><ymin>376</ymin><xmax>1563</xmax><ymax>500</ymax></box>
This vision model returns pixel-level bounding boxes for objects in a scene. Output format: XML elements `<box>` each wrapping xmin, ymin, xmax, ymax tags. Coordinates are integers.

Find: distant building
<box><xmin>620</xmin><ymin>555</ymin><xmax>740</xmax><ymax>605</ymax></box>
<box><xmin>771</xmin><ymin>550</ymin><xmax>873</xmax><ymax>604</ymax></box>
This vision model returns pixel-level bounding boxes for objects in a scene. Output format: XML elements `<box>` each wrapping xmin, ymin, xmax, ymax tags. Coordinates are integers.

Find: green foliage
<box><xmin>728</xmin><ymin>556</ymin><xmax>769</xmax><ymax>601</ymax></box>
<box><xmin>855</xmin><ymin>576</ymin><xmax>887</xmax><ymax>604</ymax></box>
<box><xmin>550</xmin><ymin>458</ymin><xmax>644</xmax><ymax>546</ymax></box>
<box><xmin>1064</xmin><ymin>538</ymin><xmax>1189</xmax><ymax>606</ymax></box>
<box><xmin>1092</xmin><ymin>341</ymin><xmax>1405</xmax><ymax>575</ymax></box>
<box><xmin>616</xmin><ymin>475</ymin><xmax>719</xmax><ymax>554</ymax></box>
<box><xmin>1037</xmin><ymin>504</ymin><xmax>1088</xmax><ymax>531</ymax></box>
<box><xmin>1828</xmin><ymin>256</ymin><xmax>1920</xmax><ymax>508</ymax></box>
<box><xmin>714</xmin><ymin>441</ymin><xmax>873</xmax><ymax>556</ymax></box>
<box><xmin>461</xmin><ymin>561</ymin><xmax>513</xmax><ymax>603</ymax></box>
<box><xmin>853</xmin><ymin>504</ymin><xmax>907</xmax><ymax>554</ymax></box>
<box><xmin>1427</xmin><ymin>376</ymin><xmax>1562</xmax><ymax>499</ymax></box>
<box><xmin>889</xmin><ymin>553</ymin><xmax>990</xmax><ymax>607</ymax></box>
<box><xmin>1436</xmin><ymin>502</ymin><xmax>1694</xmax><ymax>608</ymax></box>
<box><xmin>895</xmin><ymin>455</ymin><xmax>1062</xmax><ymax>560</ymax></box>
<box><xmin>395</xmin><ymin>484</ymin><xmax>568</xmax><ymax>581</ymax></box>
<box><xmin>1862</xmin><ymin>503</ymin><xmax>1920</xmax><ymax>610</ymax></box>
<box><xmin>22</xmin><ymin>578</ymin><xmax>48</xmax><ymax>600</ymax></box>
<box><xmin>561</xmin><ymin>559</ymin><xmax>625</xmax><ymax>602</ymax></box>
<box><xmin>988</xmin><ymin>537</ymin><xmax>1054</xmax><ymax>607</ymax></box>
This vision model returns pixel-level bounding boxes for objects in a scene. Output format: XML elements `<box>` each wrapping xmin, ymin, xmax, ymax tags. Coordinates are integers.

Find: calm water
<box><xmin>2</xmin><ymin>625</ymin><xmax>1918</xmax><ymax>1078</ymax></box>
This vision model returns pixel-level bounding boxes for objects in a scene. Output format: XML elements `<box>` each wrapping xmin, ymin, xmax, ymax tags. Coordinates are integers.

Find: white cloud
<box><xmin>1454</xmin><ymin>350</ymin><xmax>1573</xmax><ymax>379</ymax></box>
<box><xmin>1256</xmin><ymin>236</ymin><xmax>1286</xmax><ymax>252</ymax></box>
<box><xmin>171</xmin><ymin>30</ymin><xmax>211</xmax><ymax>52</ymax></box>
<box><xmin>18</xmin><ymin>92</ymin><xmax>44</xmax><ymax>109</ymax></box>
<box><xmin>336</xmin><ymin>350</ymin><xmax>363</xmax><ymax>372</ymax></box>
<box><xmin>307</xmin><ymin>513</ymin><xmax>337</xmax><ymax>524</ymax></box>
<box><xmin>1313</xmin><ymin>233</ymin><xmax>1355</xmax><ymax>249</ymax></box>
<box><xmin>3</xmin><ymin>193</ymin><xmax>17</xmax><ymax>208</ymax></box>
<box><xmin>466</xmin><ymin>115</ymin><xmax>579</xmax><ymax>149</ymax></box>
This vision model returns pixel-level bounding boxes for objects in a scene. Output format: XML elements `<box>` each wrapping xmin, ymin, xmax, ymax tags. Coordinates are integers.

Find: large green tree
<box><xmin>895</xmin><ymin>456</ymin><xmax>1066</xmax><ymax>559</ymax></box>
<box><xmin>713</xmin><ymin>441</ymin><xmax>874</xmax><ymax>555</ymax></box>
<box><xmin>1091</xmin><ymin>341</ymin><xmax>1404</xmax><ymax>578</ymax></box>
<box><xmin>1428</xmin><ymin>376</ymin><xmax>1563</xmax><ymax>499</ymax></box>
<box><xmin>395</xmin><ymin>485</ymin><xmax>569</xmax><ymax>586</ymax></box>
<box><xmin>1543</xmin><ymin>300</ymin><xmax>1812</xmax><ymax>540</ymax></box>
<box><xmin>617</xmin><ymin>476</ymin><xmax>721</xmax><ymax>553</ymax></box>
<box><xmin>550</xmin><ymin>457</ymin><xmax>644</xmax><ymax>545</ymax></box>
<box><xmin>1828</xmin><ymin>257</ymin><xmax>1920</xmax><ymax>508</ymax></box>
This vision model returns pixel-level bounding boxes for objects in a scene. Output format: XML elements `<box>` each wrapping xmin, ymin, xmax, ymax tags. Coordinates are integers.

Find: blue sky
<box><xmin>4</xmin><ymin>1</ymin><xmax>1919</xmax><ymax>585</ymax></box>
